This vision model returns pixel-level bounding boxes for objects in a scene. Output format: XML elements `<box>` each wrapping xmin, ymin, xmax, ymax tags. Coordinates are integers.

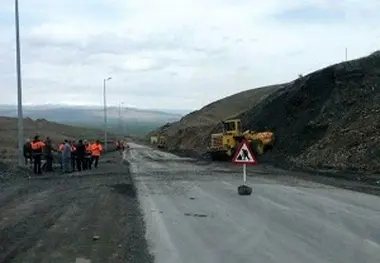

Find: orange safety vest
<box><xmin>31</xmin><ymin>141</ymin><xmax>45</xmax><ymax>153</ymax></box>
<box><xmin>91</xmin><ymin>143</ymin><xmax>102</xmax><ymax>156</ymax></box>
<box><xmin>31</xmin><ymin>141</ymin><xmax>45</xmax><ymax>150</ymax></box>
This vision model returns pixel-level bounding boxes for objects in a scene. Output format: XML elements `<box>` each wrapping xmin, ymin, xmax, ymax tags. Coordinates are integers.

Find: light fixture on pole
<box><xmin>103</xmin><ymin>76</ymin><xmax>112</xmax><ymax>151</ymax></box>
<box><xmin>15</xmin><ymin>0</ymin><xmax>24</xmax><ymax>166</ymax></box>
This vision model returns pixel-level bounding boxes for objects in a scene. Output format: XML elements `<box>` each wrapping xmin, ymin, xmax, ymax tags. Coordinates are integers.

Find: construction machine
<box><xmin>156</xmin><ymin>135</ymin><xmax>166</xmax><ymax>149</ymax></box>
<box><xmin>207</xmin><ymin>119</ymin><xmax>274</xmax><ymax>161</ymax></box>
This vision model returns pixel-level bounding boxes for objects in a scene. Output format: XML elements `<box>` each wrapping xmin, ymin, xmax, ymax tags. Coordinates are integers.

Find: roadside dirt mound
<box><xmin>151</xmin><ymin>85</ymin><xmax>282</xmax><ymax>152</ymax></box>
<box><xmin>240</xmin><ymin>51</ymin><xmax>380</xmax><ymax>173</ymax></box>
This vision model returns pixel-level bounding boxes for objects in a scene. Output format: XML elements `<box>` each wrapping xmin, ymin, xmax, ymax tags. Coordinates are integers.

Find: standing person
<box><xmin>70</xmin><ymin>140</ymin><xmax>77</xmax><ymax>172</ymax></box>
<box><xmin>62</xmin><ymin>140</ymin><xmax>71</xmax><ymax>173</ymax></box>
<box><xmin>121</xmin><ymin>139</ymin><xmax>125</xmax><ymax>151</ymax></box>
<box><xmin>42</xmin><ymin>137</ymin><xmax>54</xmax><ymax>172</ymax></box>
<box><xmin>58</xmin><ymin>141</ymin><xmax>65</xmax><ymax>170</ymax></box>
<box><xmin>84</xmin><ymin>141</ymin><xmax>92</xmax><ymax>170</ymax></box>
<box><xmin>75</xmin><ymin>139</ymin><xmax>86</xmax><ymax>172</ymax></box>
<box><xmin>23</xmin><ymin>139</ymin><xmax>32</xmax><ymax>166</ymax></box>
<box><xmin>90</xmin><ymin>140</ymin><xmax>103</xmax><ymax>168</ymax></box>
<box><xmin>31</xmin><ymin>135</ymin><xmax>45</xmax><ymax>175</ymax></box>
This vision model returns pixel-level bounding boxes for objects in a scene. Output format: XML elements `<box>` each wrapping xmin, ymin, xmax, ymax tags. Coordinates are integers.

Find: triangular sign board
<box><xmin>232</xmin><ymin>140</ymin><xmax>258</xmax><ymax>165</ymax></box>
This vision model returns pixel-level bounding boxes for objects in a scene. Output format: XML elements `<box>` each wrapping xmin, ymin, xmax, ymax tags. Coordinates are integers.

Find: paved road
<box><xmin>127</xmin><ymin>143</ymin><xmax>380</xmax><ymax>263</ymax></box>
<box><xmin>0</xmin><ymin>152</ymin><xmax>153</xmax><ymax>263</ymax></box>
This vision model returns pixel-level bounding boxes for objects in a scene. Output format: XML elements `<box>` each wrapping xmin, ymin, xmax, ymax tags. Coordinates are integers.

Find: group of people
<box><xmin>23</xmin><ymin>135</ymin><xmax>105</xmax><ymax>175</ymax></box>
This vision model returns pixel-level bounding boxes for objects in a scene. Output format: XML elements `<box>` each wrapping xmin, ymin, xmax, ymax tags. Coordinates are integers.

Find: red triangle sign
<box><xmin>232</xmin><ymin>139</ymin><xmax>258</xmax><ymax>165</ymax></box>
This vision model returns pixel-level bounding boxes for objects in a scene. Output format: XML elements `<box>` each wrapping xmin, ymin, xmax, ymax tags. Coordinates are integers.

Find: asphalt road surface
<box><xmin>126</xmin><ymin>143</ymin><xmax>380</xmax><ymax>263</ymax></box>
<box><xmin>0</xmin><ymin>152</ymin><xmax>153</xmax><ymax>263</ymax></box>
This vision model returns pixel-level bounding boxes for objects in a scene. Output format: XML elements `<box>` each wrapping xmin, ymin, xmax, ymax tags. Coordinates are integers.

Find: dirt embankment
<box><xmin>240</xmin><ymin>52</ymin><xmax>380</xmax><ymax>174</ymax></box>
<box><xmin>151</xmin><ymin>51</ymin><xmax>380</xmax><ymax>176</ymax></box>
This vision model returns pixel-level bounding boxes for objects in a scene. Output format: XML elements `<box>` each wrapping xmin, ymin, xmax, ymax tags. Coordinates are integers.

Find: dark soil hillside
<box><xmin>240</xmin><ymin>51</ymin><xmax>380</xmax><ymax>174</ymax></box>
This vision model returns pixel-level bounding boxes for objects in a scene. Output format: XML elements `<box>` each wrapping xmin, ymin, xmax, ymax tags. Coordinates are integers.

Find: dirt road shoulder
<box><xmin>0</xmin><ymin>152</ymin><xmax>153</xmax><ymax>263</ymax></box>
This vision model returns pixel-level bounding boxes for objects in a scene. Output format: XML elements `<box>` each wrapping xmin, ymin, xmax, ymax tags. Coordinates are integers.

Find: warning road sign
<box><xmin>232</xmin><ymin>140</ymin><xmax>258</xmax><ymax>165</ymax></box>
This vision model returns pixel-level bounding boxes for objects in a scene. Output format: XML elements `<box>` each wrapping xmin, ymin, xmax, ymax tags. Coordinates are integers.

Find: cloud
<box><xmin>1</xmin><ymin>0</ymin><xmax>380</xmax><ymax>110</ymax></box>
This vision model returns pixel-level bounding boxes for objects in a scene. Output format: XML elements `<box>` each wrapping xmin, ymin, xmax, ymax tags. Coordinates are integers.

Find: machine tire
<box><xmin>210</xmin><ymin>152</ymin><xmax>217</xmax><ymax>161</ymax></box>
<box><xmin>238</xmin><ymin>185</ymin><xmax>252</xmax><ymax>195</ymax></box>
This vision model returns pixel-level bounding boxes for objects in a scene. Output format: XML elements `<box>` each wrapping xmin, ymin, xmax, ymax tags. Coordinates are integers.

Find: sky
<box><xmin>0</xmin><ymin>0</ymin><xmax>380</xmax><ymax>110</ymax></box>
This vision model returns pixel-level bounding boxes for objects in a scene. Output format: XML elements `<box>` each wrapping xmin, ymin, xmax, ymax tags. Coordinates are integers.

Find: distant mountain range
<box><xmin>0</xmin><ymin>105</ymin><xmax>189</xmax><ymax>136</ymax></box>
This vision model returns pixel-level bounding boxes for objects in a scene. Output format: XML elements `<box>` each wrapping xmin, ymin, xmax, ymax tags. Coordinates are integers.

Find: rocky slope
<box><xmin>152</xmin><ymin>51</ymin><xmax>380</xmax><ymax>175</ymax></box>
<box><xmin>240</xmin><ymin>51</ymin><xmax>380</xmax><ymax>174</ymax></box>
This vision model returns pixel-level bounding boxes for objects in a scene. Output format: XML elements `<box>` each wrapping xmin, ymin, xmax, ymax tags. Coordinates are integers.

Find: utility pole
<box><xmin>103</xmin><ymin>77</ymin><xmax>112</xmax><ymax>151</ymax></box>
<box><xmin>118</xmin><ymin>102</ymin><xmax>124</xmax><ymax>137</ymax></box>
<box><xmin>345</xmin><ymin>47</ymin><xmax>348</xmax><ymax>61</ymax></box>
<box><xmin>118</xmin><ymin>102</ymin><xmax>121</xmax><ymax>136</ymax></box>
<box><xmin>15</xmin><ymin>0</ymin><xmax>24</xmax><ymax>166</ymax></box>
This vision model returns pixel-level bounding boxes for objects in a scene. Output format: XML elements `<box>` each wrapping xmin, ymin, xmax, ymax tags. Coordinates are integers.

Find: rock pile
<box><xmin>241</xmin><ymin>52</ymin><xmax>380</xmax><ymax>173</ymax></box>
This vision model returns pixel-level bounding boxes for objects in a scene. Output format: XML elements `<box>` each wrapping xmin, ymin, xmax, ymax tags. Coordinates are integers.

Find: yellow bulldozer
<box><xmin>207</xmin><ymin>119</ymin><xmax>274</xmax><ymax>161</ymax></box>
<box><xmin>150</xmin><ymin>135</ymin><xmax>166</xmax><ymax>149</ymax></box>
<box><xmin>156</xmin><ymin>135</ymin><xmax>166</xmax><ymax>149</ymax></box>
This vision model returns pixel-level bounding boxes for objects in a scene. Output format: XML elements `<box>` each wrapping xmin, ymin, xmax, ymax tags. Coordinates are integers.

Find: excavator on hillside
<box><xmin>206</xmin><ymin>118</ymin><xmax>275</xmax><ymax>161</ymax></box>
<box><xmin>150</xmin><ymin>135</ymin><xmax>166</xmax><ymax>149</ymax></box>
<box><xmin>157</xmin><ymin>135</ymin><xmax>166</xmax><ymax>149</ymax></box>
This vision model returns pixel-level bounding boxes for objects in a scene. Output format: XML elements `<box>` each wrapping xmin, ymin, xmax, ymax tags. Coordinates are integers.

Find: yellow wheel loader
<box><xmin>150</xmin><ymin>135</ymin><xmax>166</xmax><ymax>149</ymax></box>
<box><xmin>207</xmin><ymin>119</ymin><xmax>274</xmax><ymax>161</ymax></box>
<box><xmin>157</xmin><ymin>135</ymin><xmax>166</xmax><ymax>149</ymax></box>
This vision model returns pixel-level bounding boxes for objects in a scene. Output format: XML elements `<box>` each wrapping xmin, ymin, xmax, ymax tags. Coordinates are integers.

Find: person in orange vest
<box><xmin>31</xmin><ymin>135</ymin><xmax>45</xmax><ymax>175</ymax></box>
<box><xmin>91</xmin><ymin>140</ymin><xmax>103</xmax><ymax>168</ymax></box>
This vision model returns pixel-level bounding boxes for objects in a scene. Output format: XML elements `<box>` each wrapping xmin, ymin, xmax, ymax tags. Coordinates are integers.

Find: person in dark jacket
<box><xmin>70</xmin><ymin>140</ymin><xmax>77</xmax><ymax>171</ymax></box>
<box><xmin>75</xmin><ymin>139</ymin><xmax>86</xmax><ymax>171</ymax></box>
<box><xmin>23</xmin><ymin>139</ymin><xmax>32</xmax><ymax>165</ymax></box>
<box><xmin>42</xmin><ymin>137</ymin><xmax>54</xmax><ymax>172</ymax></box>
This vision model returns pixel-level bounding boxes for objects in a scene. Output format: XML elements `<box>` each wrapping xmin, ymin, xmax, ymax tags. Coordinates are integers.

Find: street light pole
<box><xmin>15</xmin><ymin>0</ymin><xmax>24</xmax><ymax>166</ymax></box>
<box><xmin>103</xmin><ymin>77</ymin><xmax>112</xmax><ymax>151</ymax></box>
<box><xmin>118</xmin><ymin>101</ymin><xmax>124</xmax><ymax>137</ymax></box>
<box><xmin>345</xmin><ymin>47</ymin><xmax>348</xmax><ymax>61</ymax></box>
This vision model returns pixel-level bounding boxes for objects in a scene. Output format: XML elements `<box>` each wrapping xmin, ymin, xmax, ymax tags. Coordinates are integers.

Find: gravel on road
<box><xmin>0</xmin><ymin>152</ymin><xmax>153</xmax><ymax>263</ymax></box>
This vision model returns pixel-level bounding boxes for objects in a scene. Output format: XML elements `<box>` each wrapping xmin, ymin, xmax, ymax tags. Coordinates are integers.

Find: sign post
<box><xmin>243</xmin><ymin>163</ymin><xmax>247</xmax><ymax>184</ymax></box>
<box><xmin>232</xmin><ymin>139</ymin><xmax>258</xmax><ymax>195</ymax></box>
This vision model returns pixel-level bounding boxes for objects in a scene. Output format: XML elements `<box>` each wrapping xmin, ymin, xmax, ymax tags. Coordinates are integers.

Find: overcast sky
<box><xmin>1</xmin><ymin>0</ymin><xmax>379</xmax><ymax>110</ymax></box>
